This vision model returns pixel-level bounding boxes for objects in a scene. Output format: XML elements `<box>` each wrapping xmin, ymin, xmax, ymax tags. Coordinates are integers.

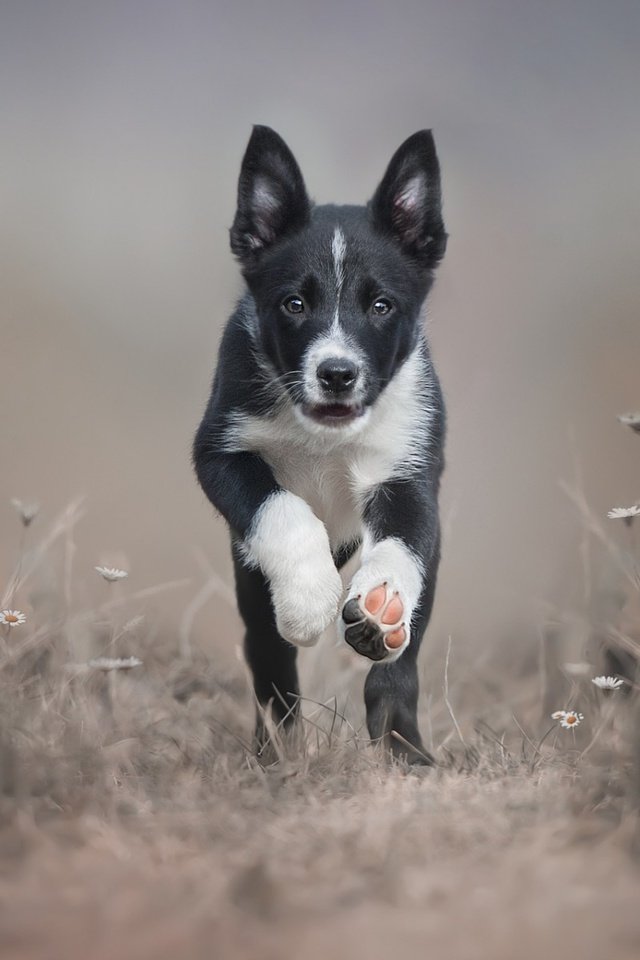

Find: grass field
<box><xmin>1</xmin><ymin>500</ymin><xmax>639</xmax><ymax>960</ymax></box>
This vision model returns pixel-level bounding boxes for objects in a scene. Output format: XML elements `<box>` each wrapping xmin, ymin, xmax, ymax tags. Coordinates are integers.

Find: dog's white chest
<box><xmin>264</xmin><ymin>442</ymin><xmax>362</xmax><ymax>548</ymax></box>
<box><xmin>231</xmin><ymin>414</ymin><xmax>366</xmax><ymax>547</ymax></box>
<box><xmin>225</xmin><ymin>347</ymin><xmax>432</xmax><ymax>548</ymax></box>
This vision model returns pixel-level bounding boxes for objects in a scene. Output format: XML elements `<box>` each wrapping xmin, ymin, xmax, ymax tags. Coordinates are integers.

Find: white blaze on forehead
<box><xmin>331</xmin><ymin>227</ymin><xmax>347</xmax><ymax>290</ymax></box>
<box><xmin>330</xmin><ymin>226</ymin><xmax>347</xmax><ymax>335</ymax></box>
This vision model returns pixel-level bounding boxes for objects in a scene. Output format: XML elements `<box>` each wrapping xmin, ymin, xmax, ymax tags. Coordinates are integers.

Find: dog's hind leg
<box><xmin>232</xmin><ymin>543</ymin><xmax>300</xmax><ymax>752</ymax></box>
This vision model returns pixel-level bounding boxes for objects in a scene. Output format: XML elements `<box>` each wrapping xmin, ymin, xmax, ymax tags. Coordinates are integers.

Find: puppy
<box><xmin>193</xmin><ymin>126</ymin><xmax>447</xmax><ymax>763</ymax></box>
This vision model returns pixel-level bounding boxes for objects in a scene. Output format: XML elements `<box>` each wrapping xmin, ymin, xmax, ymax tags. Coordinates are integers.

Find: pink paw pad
<box><xmin>361</xmin><ymin>583</ymin><xmax>406</xmax><ymax>649</ymax></box>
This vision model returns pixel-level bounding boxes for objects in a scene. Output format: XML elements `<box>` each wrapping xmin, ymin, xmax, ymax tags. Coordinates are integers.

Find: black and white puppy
<box><xmin>193</xmin><ymin>126</ymin><xmax>447</xmax><ymax>763</ymax></box>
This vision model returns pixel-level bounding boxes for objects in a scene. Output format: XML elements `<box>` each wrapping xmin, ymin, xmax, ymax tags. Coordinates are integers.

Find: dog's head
<box><xmin>230</xmin><ymin>126</ymin><xmax>447</xmax><ymax>432</ymax></box>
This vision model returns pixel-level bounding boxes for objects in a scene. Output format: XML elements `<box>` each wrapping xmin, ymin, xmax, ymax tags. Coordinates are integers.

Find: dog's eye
<box><xmin>282</xmin><ymin>296</ymin><xmax>305</xmax><ymax>316</ymax></box>
<box><xmin>371</xmin><ymin>298</ymin><xmax>393</xmax><ymax>317</ymax></box>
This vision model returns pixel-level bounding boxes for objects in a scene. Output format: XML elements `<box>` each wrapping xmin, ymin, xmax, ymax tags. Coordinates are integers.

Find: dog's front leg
<box><xmin>243</xmin><ymin>488</ymin><xmax>343</xmax><ymax>647</ymax></box>
<box><xmin>338</xmin><ymin>478</ymin><xmax>440</xmax><ymax>763</ymax></box>
<box><xmin>193</xmin><ymin>442</ymin><xmax>342</xmax><ymax>647</ymax></box>
<box><xmin>339</xmin><ymin>478</ymin><xmax>440</xmax><ymax>664</ymax></box>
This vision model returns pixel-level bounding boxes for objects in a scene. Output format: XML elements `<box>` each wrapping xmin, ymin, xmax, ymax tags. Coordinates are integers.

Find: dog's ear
<box><xmin>369</xmin><ymin>130</ymin><xmax>447</xmax><ymax>265</ymax></box>
<box><xmin>230</xmin><ymin>126</ymin><xmax>311</xmax><ymax>263</ymax></box>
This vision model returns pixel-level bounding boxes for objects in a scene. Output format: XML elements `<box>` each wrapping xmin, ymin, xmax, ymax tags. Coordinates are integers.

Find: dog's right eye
<box><xmin>282</xmin><ymin>296</ymin><xmax>305</xmax><ymax>316</ymax></box>
<box><xmin>371</xmin><ymin>298</ymin><xmax>393</xmax><ymax>317</ymax></box>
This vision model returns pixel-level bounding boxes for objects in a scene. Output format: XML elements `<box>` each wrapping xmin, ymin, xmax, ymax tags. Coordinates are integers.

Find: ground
<box><xmin>0</xmin><ymin>508</ymin><xmax>639</xmax><ymax>960</ymax></box>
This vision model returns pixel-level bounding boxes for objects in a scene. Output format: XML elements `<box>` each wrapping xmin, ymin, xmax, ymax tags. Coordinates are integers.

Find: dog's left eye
<box><xmin>282</xmin><ymin>296</ymin><xmax>305</xmax><ymax>315</ymax></box>
<box><xmin>371</xmin><ymin>298</ymin><xmax>393</xmax><ymax>317</ymax></box>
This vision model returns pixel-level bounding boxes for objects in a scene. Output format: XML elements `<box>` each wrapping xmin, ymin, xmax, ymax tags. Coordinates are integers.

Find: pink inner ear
<box><xmin>251</xmin><ymin>177</ymin><xmax>280</xmax><ymax>245</ymax></box>
<box><xmin>395</xmin><ymin>174</ymin><xmax>425</xmax><ymax>213</ymax></box>
<box><xmin>391</xmin><ymin>173</ymin><xmax>426</xmax><ymax>244</ymax></box>
<box><xmin>253</xmin><ymin>178</ymin><xmax>280</xmax><ymax>213</ymax></box>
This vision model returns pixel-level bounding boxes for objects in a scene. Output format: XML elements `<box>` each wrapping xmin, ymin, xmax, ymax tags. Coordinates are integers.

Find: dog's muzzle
<box><xmin>301</xmin><ymin>357</ymin><xmax>364</xmax><ymax>426</ymax></box>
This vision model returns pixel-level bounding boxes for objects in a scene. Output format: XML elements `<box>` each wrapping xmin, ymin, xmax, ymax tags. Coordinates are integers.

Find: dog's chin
<box><xmin>296</xmin><ymin>400</ymin><xmax>368</xmax><ymax>433</ymax></box>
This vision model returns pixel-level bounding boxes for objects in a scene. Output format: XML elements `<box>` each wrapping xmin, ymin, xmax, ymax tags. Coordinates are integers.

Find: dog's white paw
<box><xmin>242</xmin><ymin>491</ymin><xmax>343</xmax><ymax>647</ymax></box>
<box><xmin>339</xmin><ymin>576</ymin><xmax>411</xmax><ymax>661</ymax></box>
<box><xmin>272</xmin><ymin>559</ymin><xmax>343</xmax><ymax>647</ymax></box>
<box><xmin>337</xmin><ymin>538</ymin><xmax>423</xmax><ymax>662</ymax></box>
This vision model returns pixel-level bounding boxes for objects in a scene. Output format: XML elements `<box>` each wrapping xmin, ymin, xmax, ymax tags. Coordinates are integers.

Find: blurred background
<box><xmin>1</xmin><ymin>0</ymin><xmax>639</xmax><ymax>687</ymax></box>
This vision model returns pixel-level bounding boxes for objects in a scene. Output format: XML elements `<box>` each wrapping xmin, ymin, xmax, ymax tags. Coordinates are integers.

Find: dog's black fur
<box><xmin>193</xmin><ymin>126</ymin><xmax>447</xmax><ymax>763</ymax></box>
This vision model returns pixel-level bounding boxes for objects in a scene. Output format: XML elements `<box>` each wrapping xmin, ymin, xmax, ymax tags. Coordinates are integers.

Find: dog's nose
<box><xmin>316</xmin><ymin>358</ymin><xmax>359</xmax><ymax>393</ymax></box>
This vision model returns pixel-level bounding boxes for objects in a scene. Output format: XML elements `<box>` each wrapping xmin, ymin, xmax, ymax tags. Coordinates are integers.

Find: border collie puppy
<box><xmin>193</xmin><ymin>126</ymin><xmax>447</xmax><ymax>763</ymax></box>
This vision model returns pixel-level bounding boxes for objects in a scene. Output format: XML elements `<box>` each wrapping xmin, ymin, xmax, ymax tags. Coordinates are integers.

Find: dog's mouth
<box><xmin>302</xmin><ymin>402</ymin><xmax>364</xmax><ymax>426</ymax></box>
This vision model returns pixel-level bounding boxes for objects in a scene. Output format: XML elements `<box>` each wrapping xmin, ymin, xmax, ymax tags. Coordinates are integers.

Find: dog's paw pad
<box><xmin>381</xmin><ymin>592</ymin><xmax>403</xmax><ymax>625</ymax></box>
<box><xmin>385</xmin><ymin>626</ymin><xmax>406</xmax><ymax>649</ymax></box>
<box><xmin>362</xmin><ymin>584</ymin><xmax>404</xmax><ymax>629</ymax></box>
<box><xmin>341</xmin><ymin>582</ymin><xmax>408</xmax><ymax>660</ymax></box>
<box><xmin>364</xmin><ymin>583</ymin><xmax>387</xmax><ymax>616</ymax></box>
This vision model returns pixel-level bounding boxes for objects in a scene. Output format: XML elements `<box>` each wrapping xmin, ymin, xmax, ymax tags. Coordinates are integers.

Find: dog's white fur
<box><xmin>331</xmin><ymin>227</ymin><xmax>347</xmax><ymax>294</ymax></box>
<box><xmin>242</xmin><ymin>491</ymin><xmax>343</xmax><ymax>646</ymax></box>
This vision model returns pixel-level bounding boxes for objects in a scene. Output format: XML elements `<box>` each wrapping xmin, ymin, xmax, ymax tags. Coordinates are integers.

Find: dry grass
<box><xmin>1</xmin><ymin>502</ymin><xmax>640</xmax><ymax>959</ymax></box>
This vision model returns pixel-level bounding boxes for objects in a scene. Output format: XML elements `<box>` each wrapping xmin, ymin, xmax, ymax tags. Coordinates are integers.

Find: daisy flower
<box><xmin>552</xmin><ymin>709</ymin><xmax>584</xmax><ymax>729</ymax></box>
<box><xmin>618</xmin><ymin>412</ymin><xmax>640</xmax><ymax>434</ymax></box>
<box><xmin>10</xmin><ymin>499</ymin><xmax>39</xmax><ymax>527</ymax></box>
<box><xmin>95</xmin><ymin>566</ymin><xmax>129</xmax><ymax>582</ymax></box>
<box><xmin>0</xmin><ymin>610</ymin><xmax>27</xmax><ymax>627</ymax></box>
<box><xmin>88</xmin><ymin>656</ymin><xmax>143</xmax><ymax>671</ymax></box>
<box><xmin>591</xmin><ymin>675</ymin><xmax>624</xmax><ymax>691</ymax></box>
<box><xmin>560</xmin><ymin>711</ymin><xmax>584</xmax><ymax>729</ymax></box>
<box><xmin>607</xmin><ymin>505</ymin><xmax>640</xmax><ymax>521</ymax></box>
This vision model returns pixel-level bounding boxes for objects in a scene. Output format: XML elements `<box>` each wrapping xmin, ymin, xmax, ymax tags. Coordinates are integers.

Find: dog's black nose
<box><xmin>316</xmin><ymin>358</ymin><xmax>359</xmax><ymax>393</ymax></box>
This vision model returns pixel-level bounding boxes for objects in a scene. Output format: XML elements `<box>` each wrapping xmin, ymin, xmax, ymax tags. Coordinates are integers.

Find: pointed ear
<box><xmin>230</xmin><ymin>126</ymin><xmax>311</xmax><ymax>263</ymax></box>
<box><xmin>369</xmin><ymin>130</ymin><xmax>447</xmax><ymax>265</ymax></box>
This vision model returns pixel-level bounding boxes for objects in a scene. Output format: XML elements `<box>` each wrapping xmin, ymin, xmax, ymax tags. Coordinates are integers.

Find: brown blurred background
<box><xmin>2</xmin><ymin>0</ymin><xmax>639</xmax><ymax>672</ymax></box>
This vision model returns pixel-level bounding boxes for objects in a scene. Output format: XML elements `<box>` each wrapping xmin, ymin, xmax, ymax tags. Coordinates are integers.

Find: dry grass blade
<box><xmin>390</xmin><ymin>729</ymin><xmax>437</xmax><ymax>766</ymax></box>
<box><xmin>2</xmin><ymin>498</ymin><xmax>86</xmax><ymax>607</ymax></box>
<box><xmin>443</xmin><ymin>634</ymin><xmax>465</xmax><ymax>746</ymax></box>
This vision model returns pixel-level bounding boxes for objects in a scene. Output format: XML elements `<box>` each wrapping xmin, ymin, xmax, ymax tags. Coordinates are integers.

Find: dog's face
<box><xmin>230</xmin><ymin>126</ymin><xmax>447</xmax><ymax>432</ymax></box>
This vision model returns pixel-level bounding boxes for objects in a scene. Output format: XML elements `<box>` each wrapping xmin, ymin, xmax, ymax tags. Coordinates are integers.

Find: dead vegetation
<box><xmin>0</xmin><ymin>492</ymin><xmax>639</xmax><ymax>960</ymax></box>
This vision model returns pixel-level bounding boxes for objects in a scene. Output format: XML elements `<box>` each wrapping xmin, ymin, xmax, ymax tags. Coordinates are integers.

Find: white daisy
<box><xmin>95</xmin><ymin>566</ymin><xmax>129</xmax><ymax>582</ymax></box>
<box><xmin>591</xmin><ymin>675</ymin><xmax>624</xmax><ymax>690</ymax></box>
<box><xmin>0</xmin><ymin>610</ymin><xmax>27</xmax><ymax>627</ymax></box>
<box><xmin>618</xmin><ymin>412</ymin><xmax>640</xmax><ymax>434</ymax></box>
<box><xmin>558</xmin><ymin>710</ymin><xmax>584</xmax><ymax>729</ymax></box>
<box><xmin>10</xmin><ymin>499</ymin><xmax>40</xmax><ymax>527</ymax></box>
<box><xmin>88</xmin><ymin>656</ymin><xmax>143</xmax><ymax>671</ymax></box>
<box><xmin>607</xmin><ymin>506</ymin><xmax>640</xmax><ymax>520</ymax></box>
